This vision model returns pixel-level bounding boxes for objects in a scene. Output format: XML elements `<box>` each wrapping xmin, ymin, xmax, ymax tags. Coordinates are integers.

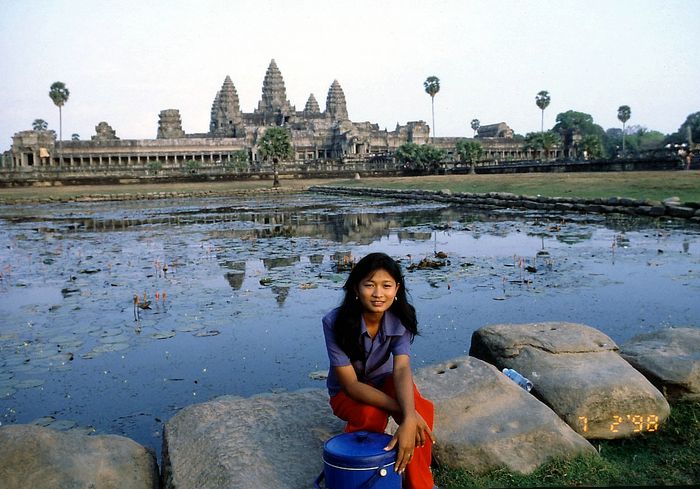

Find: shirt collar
<box><xmin>360</xmin><ymin>310</ymin><xmax>407</xmax><ymax>339</ymax></box>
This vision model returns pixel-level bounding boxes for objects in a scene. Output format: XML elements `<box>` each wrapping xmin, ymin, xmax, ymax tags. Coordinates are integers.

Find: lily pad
<box><xmin>308</xmin><ymin>370</ymin><xmax>327</xmax><ymax>380</ymax></box>
<box><xmin>50</xmin><ymin>335</ymin><xmax>84</xmax><ymax>348</ymax></box>
<box><xmin>0</xmin><ymin>386</ymin><xmax>17</xmax><ymax>398</ymax></box>
<box><xmin>14</xmin><ymin>379</ymin><xmax>45</xmax><ymax>389</ymax></box>
<box><xmin>151</xmin><ymin>331</ymin><xmax>176</xmax><ymax>340</ymax></box>
<box><xmin>96</xmin><ymin>327</ymin><xmax>123</xmax><ymax>338</ymax></box>
<box><xmin>47</xmin><ymin>419</ymin><xmax>78</xmax><ymax>431</ymax></box>
<box><xmin>30</xmin><ymin>416</ymin><xmax>56</xmax><ymax>427</ymax></box>
<box><xmin>175</xmin><ymin>324</ymin><xmax>202</xmax><ymax>332</ymax></box>
<box><xmin>68</xmin><ymin>425</ymin><xmax>96</xmax><ymax>435</ymax></box>
<box><xmin>99</xmin><ymin>334</ymin><xmax>130</xmax><ymax>344</ymax></box>
<box><xmin>91</xmin><ymin>342</ymin><xmax>130</xmax><ymax>354</ymax></box>
<box><xmin>193</xmin><ymin>330</ymin><xmax>220</xmax><ymax>337</ymax></box>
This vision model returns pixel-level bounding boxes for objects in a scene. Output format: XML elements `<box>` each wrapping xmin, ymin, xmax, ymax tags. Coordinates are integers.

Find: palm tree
<box><xmin>456</xmin><ymin>140</ymin><xmax>483</xmax><ymax>174</ymax></box>
<box><xmin>617</xmin><ymin>105</ymin><xmax>631</xmax><ymax>154</ymax></box>
<box><xmin>424</xmin><ymin>76</ymin><xmax>440</xmax><ymax>141</ymax></box>
<box><xmin>257</xmin><ymin>127</ymin><xmax>294</xmax><ymax>187</ymax></box>
<box><xmin>49</xmin><ymin>81</ymin><xmax>70</xmax><ymax>143</ymax></box>
<box><xmin>71</xmin><ymin>133</ymin><xmax>80</xmax><ymax>141</ymax></box>
<box><xmin>535</xmin><ymin>90</ymin><xmax>551</xmax><ymax>134</ymax></box>
<box><xmin>32</xmin><ymin>119</ymin><xmax>48</xmax><ymax>131</ymax></box>
<box><xmin>470</xmin><ymin>119</ymin><xmax>480</xmax><ymax>137</ymax></box>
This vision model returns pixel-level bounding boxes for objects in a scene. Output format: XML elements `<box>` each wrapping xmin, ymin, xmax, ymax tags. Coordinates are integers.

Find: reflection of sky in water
<box><xmin>0</xmin><ymin>193</ymin><xmax>699</xmax><ymax>458</ymax></box>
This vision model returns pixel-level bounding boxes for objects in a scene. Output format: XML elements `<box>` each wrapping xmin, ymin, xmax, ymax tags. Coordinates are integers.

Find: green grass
<box><xmin>434</xmin><ymin>401</ymin><xmax>700</xmax><ymax>488</ymax></box>
<box><xmin>331</xmin><ymin>171</ymin><xmax>700</xmax><ymax>204</ymax></box>
<box><xmin>2</xmin><ymin>172</ymin><xmax>699</xmax><ymax>204</ymax></box>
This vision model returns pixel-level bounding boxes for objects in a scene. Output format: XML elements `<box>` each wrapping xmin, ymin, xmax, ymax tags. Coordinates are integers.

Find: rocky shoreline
<box><xmin>0</xmin><ymin>185</ymin><xmax>303</xmax><ymax>205</ymax></box>
<box><xmin>309</xmin><ymin>185</ymin><xmax>700</xmax><ymax>222</ymax></box>
<box><xmin>3</xmin><ymin>183</ymin><xmax>699</xmax><ymax>224</ymax></box>
<box><xmin>1</xmin><ymin>323</ymin><xmax>698</xmax><ymax>489</ymax></box>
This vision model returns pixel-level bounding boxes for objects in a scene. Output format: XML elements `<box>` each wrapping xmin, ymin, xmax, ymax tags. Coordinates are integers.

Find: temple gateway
<box><xmin>3</xmin><ymin>59</ymin><xmax>541</xmax><ymax>182</ymax></box>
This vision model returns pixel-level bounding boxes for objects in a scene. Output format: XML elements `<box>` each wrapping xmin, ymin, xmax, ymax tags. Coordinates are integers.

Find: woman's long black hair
<box><xmin>333</xmin><ymin>252</ymin><xmax>418</xmax><ymax>361</ymax></box>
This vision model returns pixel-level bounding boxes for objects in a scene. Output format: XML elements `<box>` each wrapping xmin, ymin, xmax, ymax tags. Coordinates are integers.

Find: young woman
<box><xmin>322</xmin><ymin>252</ymin><xmax>436</xmax><ymax>489</ymax></box>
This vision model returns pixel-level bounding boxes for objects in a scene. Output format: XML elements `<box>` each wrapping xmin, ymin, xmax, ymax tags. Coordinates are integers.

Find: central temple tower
<box><xmin>254</xmin><ymin>59</ymin><xmax>295</xmax><ymax>125</ymax></box>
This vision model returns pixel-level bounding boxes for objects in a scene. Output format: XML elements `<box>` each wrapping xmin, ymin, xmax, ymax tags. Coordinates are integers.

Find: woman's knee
<box><xmin>347</xmin><ymin>404</ymin><xmax>388</xmax><ymax>432</ymax></box>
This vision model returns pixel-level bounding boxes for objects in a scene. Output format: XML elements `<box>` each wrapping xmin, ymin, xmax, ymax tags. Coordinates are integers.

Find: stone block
<box><xmin>0</xmin><ymin>424</ymin><xmax>158</xmax><ymax>489</ymax></box>
<box><xmin>162</xmin><ymin>389</ymin><xmax>344</xmax><ymax>489</ymax></box>
<box><xmin>620</xmin><ymin>328</ymin><xmax>700</xmax><ymax>401</ymax></box>
<box><xmin>414</xmin><ymin>357</ymin><xmax>596</xmax><ymax>475</ymax></box>
<box><xmin>649</xmin><ymin>205</ymin><xmax>667</xmax><ymax>216</ymax></box>
<box><xmin>470</xmin><ymin>322</ymin><xmax>670</xmax><ymax>439</ymax></box>
<box><xmin>665</xmin><ymin>205</ymin><xmax>696</xmax><ymax>218</ymax></box>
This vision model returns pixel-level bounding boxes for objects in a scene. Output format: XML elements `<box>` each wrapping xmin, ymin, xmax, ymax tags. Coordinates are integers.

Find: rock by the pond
<box><xmin>470</xmin><ymin>322</ymin><xmax>670</xmax><ymax>439</ymax></box>
<box><xmin>0</xmin><ymin>424</ymin><xmax>158</xmax><ymax>489</ymax></box>
<box><xmin>414</xmin><ymin>357</ymin><xmax>597</xmax><ymax>475</ymax></box>
<box><xmin>162</xmin><ymin>389</ymin><xmax>344</xmax><ymax>489</ymax></box>
<box><xmin>620</xmin><ymin>327</ymin><xmax>700</xmax><ymax>401</ymax></box>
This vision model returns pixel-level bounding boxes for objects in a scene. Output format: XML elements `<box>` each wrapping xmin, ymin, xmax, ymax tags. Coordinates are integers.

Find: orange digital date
<box><xmin>577</xmin><ymin>414</ymin><xmax>659</xmax><ymax>433</ymax></box>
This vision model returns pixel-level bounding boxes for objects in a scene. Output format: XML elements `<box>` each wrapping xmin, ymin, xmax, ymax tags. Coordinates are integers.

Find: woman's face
<box><xmin>356</xmin><ymin>268</ymin><xmax>399</xmax><ymax>315</ymax></box>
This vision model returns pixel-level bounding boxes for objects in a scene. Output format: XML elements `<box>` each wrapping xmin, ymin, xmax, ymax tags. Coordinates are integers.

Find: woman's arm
<box><xmin>385</xmin><ymin>355</ymin><xmax>435</xmax><ymax>474</ymax></box>
<box><xmin>334</xmin><ymin>365</ymin><xmax>400</xmax><ymax>413</ymax></box>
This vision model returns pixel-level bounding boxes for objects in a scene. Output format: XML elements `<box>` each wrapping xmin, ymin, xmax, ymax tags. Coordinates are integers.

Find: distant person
<box><xmin>322</xmin><ymin>252</ymin><xmax>436</xmax><ymax>489</ymax></box>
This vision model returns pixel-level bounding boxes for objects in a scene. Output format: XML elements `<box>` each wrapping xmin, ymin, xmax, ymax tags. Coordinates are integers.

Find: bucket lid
<box><xmin>323</xmin><ymin>431</ymin><xmax>396</xmax><ymax>469</ymax></box>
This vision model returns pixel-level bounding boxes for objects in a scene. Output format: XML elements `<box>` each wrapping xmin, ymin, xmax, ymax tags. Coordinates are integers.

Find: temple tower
<box><xmin>325</xmin><ymin>80</ymin><xmax>348</xmax><ymax>121</ymax></box>
<box><xmin>92</xmin><ymin>122</ymin><xmax>119</xmax><ymax>141</ymax></box>
<box><xmin>255</xmin><ymin>59</ymin><xmax>295</xmax><ymax>125</ymax></box>
<box><xmin>157</xmin><ymin>109</ymin><xmax>185</xmax><ymax>139</ymax></box>
<box><xmin>304</xmin><ymin>94</ymin><xmax>321</xmax><ymax>114</ymax></box>
<box><xmin>210</xmin><ymin>76</ymin><xmax>244</xmax><ymax>137</ymax></box>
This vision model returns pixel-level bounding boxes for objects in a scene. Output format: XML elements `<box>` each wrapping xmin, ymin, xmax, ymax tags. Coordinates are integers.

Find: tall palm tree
<box><xmin>32</xmin><ymin>119</ymin><xmax>48</xmax><ymax>131</ymax></box>
<box><xmin>617</xmin><ymin>105</ymin><xmax>631</xmax><ymax>154</ymax></box>
<box><xmin>470</xmin><ymin>119</ymin><xmax>480</xmax><ymax>137</ymax></box>
<box><xmin>49</xmin><ymin>81</ymin><xmax>70</xmax><ymax>143</ymax></box>
<box><xmin>257</xmin><ymin>127</ymin><xmax>293</xmax><ymax>187</ymax></box>
<box><xmin>535</xmin><ymin>90</ymin><xmax>551</xmax><ymax>134</ymax></box>
<box><xmin>424</xmin><ymin>76</ymin><xmax>440</xmax><ymax>141</ymax></box>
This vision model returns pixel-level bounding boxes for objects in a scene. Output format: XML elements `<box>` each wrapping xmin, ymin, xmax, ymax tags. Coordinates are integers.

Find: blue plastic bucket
<box><xmin>315</xmin><ymin>431</ymin><xmax>401</xmax><ymax>489</ymax></box>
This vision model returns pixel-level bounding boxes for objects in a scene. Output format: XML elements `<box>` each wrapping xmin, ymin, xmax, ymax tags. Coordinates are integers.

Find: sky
<box><xmin>1</xmin><ymin>0</ymin><xmax>699</xmax><ymax>151</ymax></box>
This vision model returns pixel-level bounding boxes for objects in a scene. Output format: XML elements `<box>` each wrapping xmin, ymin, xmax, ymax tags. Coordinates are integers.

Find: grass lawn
<box><xmin>434</xmin><ymin>401</ymin><xmax>700</xmax><ymax>488</ymax></box>
<box><xmin>331</xmin><ymin>171</ymin><xmax>700</xmax><ymax>203</ymax></box>
<box><xmin>1</xmin><ymin>171</ymin><xmax>698</xmax><ymax>204</ymax></box>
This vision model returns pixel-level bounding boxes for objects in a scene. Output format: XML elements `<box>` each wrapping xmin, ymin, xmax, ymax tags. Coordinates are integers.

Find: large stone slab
<box><xmin>0</xmin><ymin>424</ymin><xmax>158</xmax><ymax>489</ymax></box>
<box><xmin>620</xmin><ymin>327</ymin><xmax>700</xmax><ymax>401</ymax></box>
<box><xmin>162</xmin><ymin>388</ymin><xmax>344</xmax><ymax>489</ymax></box>
<box><xmin>414</xmin><ymin>357</ymin><xmax>596</xmax><ymax>475</ymax></box>
<box><xmin>470</xmin><ymin>322</ymin><xmax>670</xmax><ymax>439</ymax></box>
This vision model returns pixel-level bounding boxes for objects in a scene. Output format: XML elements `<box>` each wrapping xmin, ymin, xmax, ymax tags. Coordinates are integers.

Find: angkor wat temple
<box><xmin>2</xmin><ymin>59</ymin><xmax>539</xmax><ymax>183</ymax></box>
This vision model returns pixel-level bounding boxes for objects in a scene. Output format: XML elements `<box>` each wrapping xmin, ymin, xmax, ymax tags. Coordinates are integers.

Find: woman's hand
<box><xmin>413</xmin><ymin>411</ymin><xmax>435</xmax><ymax>448</ymax></box>
<box><xmin>385</xmin><ymin>411</ymin><xmax>436</xmax><ymax>474</ymax></box>
<box><xmin>384</xmin><ymin>413</ymin><xmax>418</xmax><ymax>474</ymax></box>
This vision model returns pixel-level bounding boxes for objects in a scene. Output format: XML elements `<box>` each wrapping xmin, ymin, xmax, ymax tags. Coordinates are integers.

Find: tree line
<box><xmin>421</xmin><ymin>76</ymin><xmax>698</xmax><ymax>164</ymax></box>
<box><xmin>30</xmin><ymin>79</ymin><xmax>699</xmax><ymax>166</ymax></box>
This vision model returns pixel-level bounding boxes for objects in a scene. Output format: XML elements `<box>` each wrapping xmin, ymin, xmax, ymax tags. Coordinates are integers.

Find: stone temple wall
<box><xmin>2</xmin><ymin>59</ymin><xmax>550</xmax><ymax>182</ymax></box>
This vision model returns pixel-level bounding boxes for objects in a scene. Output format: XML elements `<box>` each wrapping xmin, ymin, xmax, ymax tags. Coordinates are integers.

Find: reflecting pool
<box><xmin>0</xmin><ymin>192</ymin><xmax>698</xmax><ymax>456</ymax></box>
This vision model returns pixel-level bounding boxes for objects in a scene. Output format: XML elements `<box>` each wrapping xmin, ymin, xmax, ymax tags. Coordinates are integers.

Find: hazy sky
<box><xmin>1</xmin><ymin>0</ymin><xmax>698</xmax><ymax>151</ymax></box>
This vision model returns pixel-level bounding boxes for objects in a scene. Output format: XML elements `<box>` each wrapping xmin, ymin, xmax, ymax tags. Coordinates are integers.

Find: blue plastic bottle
<box><xmin>502</xmin><ymin>368</ymin><xmax>534</xmax><ymax>392</ymax></box>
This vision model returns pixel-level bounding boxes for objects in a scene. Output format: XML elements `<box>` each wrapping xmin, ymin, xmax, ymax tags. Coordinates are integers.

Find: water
<box><xmin>0</xmin><ymin>192</ymin><xmax>698</xmax><ymax>458</ymax></box>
